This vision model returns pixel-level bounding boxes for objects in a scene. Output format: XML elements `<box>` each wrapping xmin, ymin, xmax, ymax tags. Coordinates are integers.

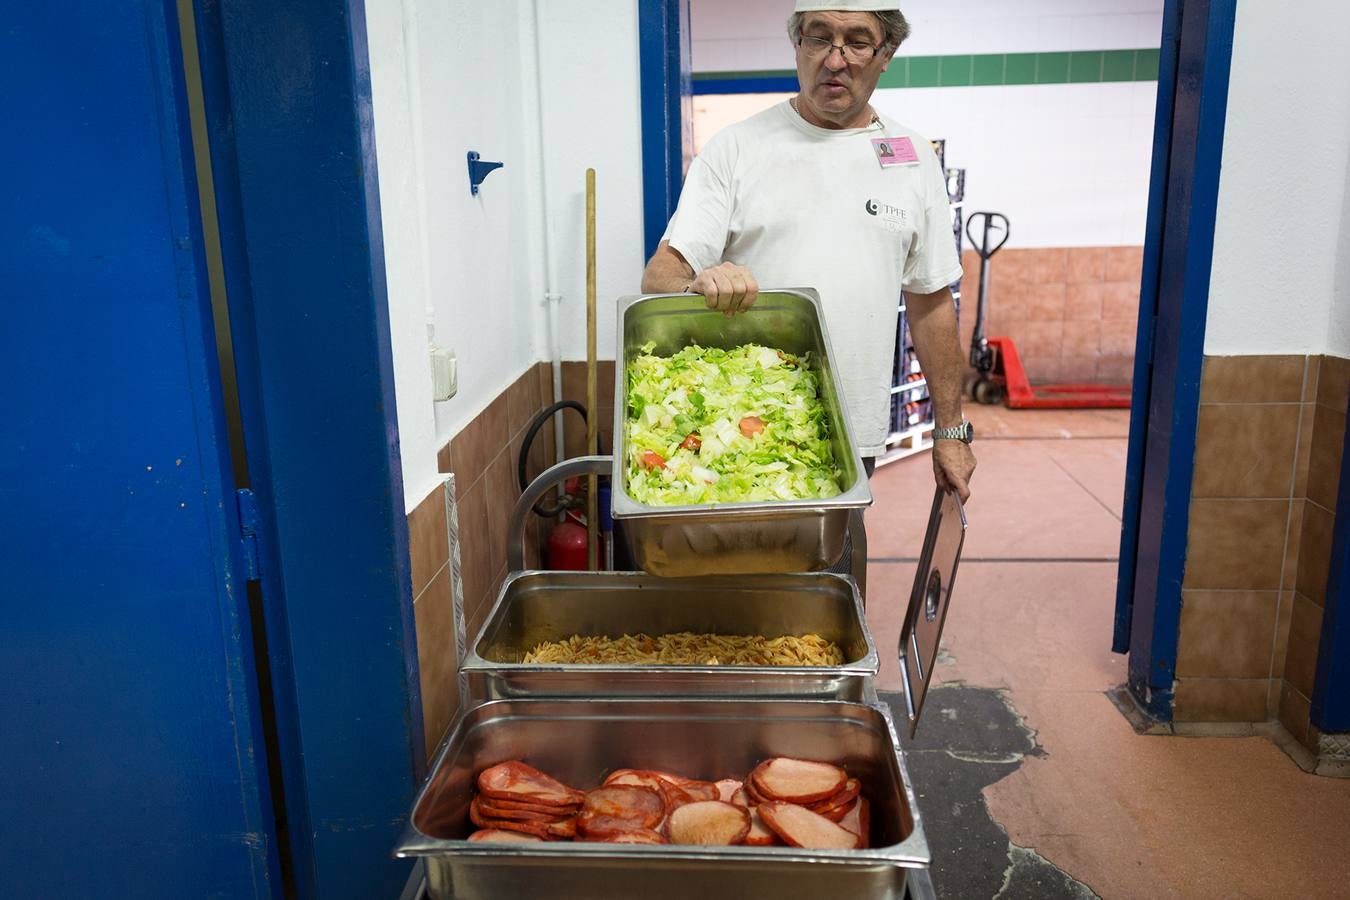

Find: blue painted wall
<box><xmin>0</xmin><ymin>2</ymin><xmax>278</xmax><ymax>895</ymax></box>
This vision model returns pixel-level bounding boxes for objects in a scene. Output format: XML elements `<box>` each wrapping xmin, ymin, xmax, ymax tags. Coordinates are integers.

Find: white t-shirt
<box><xmin>663</xmin><ymin>100</ymin><xmax>962</xmax><ymax>456</ymax></box>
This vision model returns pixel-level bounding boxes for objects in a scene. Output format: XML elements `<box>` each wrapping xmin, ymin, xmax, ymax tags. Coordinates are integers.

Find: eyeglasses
<box><xmin>796</xmin><ymin>34</ymin><xmax>884</xmax><ymax>64</ymax></box>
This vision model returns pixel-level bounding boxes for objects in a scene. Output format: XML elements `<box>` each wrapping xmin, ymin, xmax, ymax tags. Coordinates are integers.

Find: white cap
<box><xmin>794</xmin><ymin>0</ymin><xmax>902</xmax><ymax>11</ymax></box>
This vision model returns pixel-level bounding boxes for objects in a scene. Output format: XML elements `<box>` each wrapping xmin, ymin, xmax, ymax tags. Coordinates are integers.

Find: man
<box><xmin>640</xmin><ymin>0</ymin><xmax>976</xmax><ymax>503</ymax></box>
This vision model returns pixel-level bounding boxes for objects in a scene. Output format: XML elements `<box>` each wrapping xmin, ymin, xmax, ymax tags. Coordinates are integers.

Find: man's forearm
<box><xmin>905</xmin><ymin>287</ymin><xmax>965</xmax><ymax>428</ymax></box>
<box><xmin>641</xmin><ymin>240</ymin><xmax>696</xmax><ymax>293</ymax></box>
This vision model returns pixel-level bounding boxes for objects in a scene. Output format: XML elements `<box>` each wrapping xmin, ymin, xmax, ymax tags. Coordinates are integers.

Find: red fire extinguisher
<box><xmin>547</xmin><ymin>478</ymin><xmax>592</xmax><ymax>570</ymax></box>
<box><xmin>518</xmin><ymin>402</ymin><xmax>611</xmax><ymax>571</ymax></box>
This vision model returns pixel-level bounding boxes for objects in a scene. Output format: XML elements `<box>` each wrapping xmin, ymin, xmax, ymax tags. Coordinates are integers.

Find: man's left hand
<box><xmin>932</xmin><ymin>440</ymin><xmax>976</xmax><ymax>503</ymax></box>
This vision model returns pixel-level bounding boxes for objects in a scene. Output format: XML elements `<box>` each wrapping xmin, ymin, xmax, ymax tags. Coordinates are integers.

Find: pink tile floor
<box><xmin>866</xmin><ymin>406</ymin><xmax>1350</xmax><ymax>899</ymax></box>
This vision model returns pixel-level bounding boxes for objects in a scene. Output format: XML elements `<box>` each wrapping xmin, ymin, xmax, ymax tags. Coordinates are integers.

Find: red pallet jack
<box><xmin>966</xmin><ymin>211</ymin><xmax>1132</xmax><ymax>409</ymax></box>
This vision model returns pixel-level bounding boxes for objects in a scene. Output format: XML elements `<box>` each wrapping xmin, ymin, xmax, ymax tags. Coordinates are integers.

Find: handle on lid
<box><xmin>896</xmin><ymin>487</ymin><xmax>967</xmax><ymax>738</ymax></box>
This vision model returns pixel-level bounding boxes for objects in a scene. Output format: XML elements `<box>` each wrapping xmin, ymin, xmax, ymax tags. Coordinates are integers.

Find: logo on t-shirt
<box><xmin>864</xmin><ymin>198</ymin><xmax>909</xmax><ymax>234</ymax></box>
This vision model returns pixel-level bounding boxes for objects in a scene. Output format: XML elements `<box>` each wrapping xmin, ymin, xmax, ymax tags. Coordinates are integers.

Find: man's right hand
<box><xmin>690</xmin><ymin>262</ymin><xmax>759</xmax><ymax>316</ymax></box>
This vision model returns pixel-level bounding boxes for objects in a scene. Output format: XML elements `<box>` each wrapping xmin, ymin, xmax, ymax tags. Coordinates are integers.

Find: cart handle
<box><xmin>507</xmin><ymin>455</ymin><xmax>613</xmax><ymax>571</ymax></box>
<box><xmin>965</xmin><ymin>211</ymin><xmax>1010</xmax><ymax>260</ymax></box>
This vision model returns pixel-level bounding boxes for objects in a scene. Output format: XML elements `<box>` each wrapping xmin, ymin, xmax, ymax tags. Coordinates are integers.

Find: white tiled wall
<box><xmin>690</xmin><ymin>0</ymin><xmax>1164</xmax><ymax>72</ymax></box>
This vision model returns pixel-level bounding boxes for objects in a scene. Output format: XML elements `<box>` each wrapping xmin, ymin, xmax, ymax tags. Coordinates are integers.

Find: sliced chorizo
<box><xmin>749</xmin><ymin>757</ymin><xmax>847</xmax><ymax>805</ymax></box>
<box><xmin>587</xmin><ymin>828</ymin><xmax>668</xmax><ymax>844</ymax></box>
<box><xmin>469</xmin><ymin>797</ymin><xmax>554</xmax><ymax>840</ymax></box>
<box><xmin>838</xmin><ymin>796</ymin><xmax>870</xmax><ymax>849</ymax></box>
<box><xmin>467</xmin><ymin>828</ymin><xmax>545</xmax><ymax>843</ymax></box>
<box><xmin>658</xmin><ymin>779</ymin><xmax>719</xmax><ymax>812</ymax></box>
<box><xmin>665</xmin><ymin>801</ymin><xmax>751</xmax><ymax>846</ymax></box>
<box><xmin>479</xmin><ymin>794</ymin><xmax>581</xmax><ymax>815</ymax></box>
<box><xmin>580</xmin><ymin>785</ymin><xmax>665</xmax><ymax>830</ymax></box>
<box><xmin>474</xmin><ymin>798</ymin><xmax>569</xmax><ymax>823</ymax></box>
<box><xmin>578</xmin><ymin>813</ymin><xmax>651</xmax><ymax>839</ymax></box>
<box><xmin>742</xmin><ymin>807</ymin><xmax>780</xmax><ymax>847</ymax></box>
<box><xmin>478</xmin><ymin>760</ymin><xmax>585</xmax><ymax>807</ymax></box>
<box><xmin>807</xmin><ymin>778</ymin><xmax>862</xmax><ymax>821</ymax></box>
<box><xmin>757</xmin><ymin>801</ymin><xmax>860</xmax><ymax>850</ymax></box>
<box><xmin>603</xmin><ymin>770</ymin><xmax>671</xmax><ymax>794</ymax></box>
<box><xmin>545</xmin><ymin>816</ymin><xmax>578</xmax><ymax>840</ymax></box>
<box><xmin>714</xmin><ymin>779</ymin><xmax>743</xmax><ymax>804</ymax></box>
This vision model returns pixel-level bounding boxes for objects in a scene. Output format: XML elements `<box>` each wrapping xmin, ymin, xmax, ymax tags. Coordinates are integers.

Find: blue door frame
<box><xmin>1113</xmin><ymin>0</ymin><xmax>1237</xmax><ymax>720</ymax></box>
<box><xmin>194</xmin><ymin>0</ymin><xmax>424</xmax><ymax>896</ymax></box>
<box><xmin>1312</xmin><ymin>397</ymin><xmax>1350</xmax><ymax>732</ymax></box>
<box><xmin>638</xmin><ymin>0</ymin><xmax>694</xmax><ymax>260</ymax></box>
<box><xmin>1113</xmin><ymin>0</ymin><xmax>1181</xmax><ymax>659</ymax></box>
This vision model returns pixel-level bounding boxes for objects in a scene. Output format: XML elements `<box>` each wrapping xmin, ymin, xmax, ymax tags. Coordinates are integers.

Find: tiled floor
<box><xmin>866</xmin><ymin>405</ymin><xmax>1350</xmax><ymax>900</ymax></box>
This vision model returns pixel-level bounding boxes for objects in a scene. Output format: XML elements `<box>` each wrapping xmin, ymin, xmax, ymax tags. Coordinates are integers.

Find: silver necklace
<box><xmin>791</xmin><ymin>95</ymin><xmax>882</xmax><ymax>129</ymax></box>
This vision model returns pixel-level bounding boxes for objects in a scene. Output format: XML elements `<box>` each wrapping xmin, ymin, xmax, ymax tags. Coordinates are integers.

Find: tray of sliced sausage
<box><xmin>396</xmin><ymin>697</ymin><xmax>929</xmax><ymax>900</ymax></box>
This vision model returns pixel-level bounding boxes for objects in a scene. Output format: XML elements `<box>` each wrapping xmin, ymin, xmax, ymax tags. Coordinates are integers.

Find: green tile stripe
<box><xmin>694</xmin><ymin>48</ymin><xmax>1161</xmax><ymax>89</ymax></box>
<box><xmin>693</xmin><ymin>69</ymin><xmax>800</xmax><ymax>81</ymax></box>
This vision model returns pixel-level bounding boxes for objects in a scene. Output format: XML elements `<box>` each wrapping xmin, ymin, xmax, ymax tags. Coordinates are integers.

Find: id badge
<box><xmin>872</xmin><ymin>136</ymin><xmax>920</xmax><ymax>167</ymax></box>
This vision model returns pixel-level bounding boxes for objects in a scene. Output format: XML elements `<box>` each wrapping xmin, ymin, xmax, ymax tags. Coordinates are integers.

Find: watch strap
<box><xmin>933</xmin><ymin>421</ymin><xmax>971</xmax><ymax>442</ymax></box>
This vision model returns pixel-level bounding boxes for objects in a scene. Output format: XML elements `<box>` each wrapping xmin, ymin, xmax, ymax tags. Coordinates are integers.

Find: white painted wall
<box><xmin>369</xmin><ymin>0</ymin><xmax>647</xmax><ymax>511</ymax></box>
<box><xmin>1206</xmin><ymin>0</ymin><xmax>1350</xmax><ymax>358</ymax></box>
<box><xmin>534</xmin><ymin>1</ymin><xmax>648</xmax><ymax>376</ymax></box>
<box><xmin>368</xmin><ymin>1</ymin><xmax>441</xmax><ymax>512</ymax></box>
<box><xmin>690</xmin><ymin>0</ymin><xmax>1162</xmax><ymax>249</ymax></box>
<box><xmin>875</xmin><ymin>82</ymin><xmax>1156</xmax><ymax>248</ymax></box>
<box><xmin>692</xmin><ymin>82</ymin><xmax>1156</xmax><ymax>248</ymax></box>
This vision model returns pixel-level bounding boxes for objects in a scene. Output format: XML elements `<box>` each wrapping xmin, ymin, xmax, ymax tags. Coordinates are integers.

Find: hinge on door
<box><xmin>235</xmin><ymin>488</ymin><xmax>261</xmax><ymax>581</ymax></box>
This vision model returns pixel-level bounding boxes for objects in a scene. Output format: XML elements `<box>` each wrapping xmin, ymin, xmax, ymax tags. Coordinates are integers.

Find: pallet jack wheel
<box><xmin>972</xmin><ymin>376</ymin><xmax>1004</xmax><ymax>406</ymax></box>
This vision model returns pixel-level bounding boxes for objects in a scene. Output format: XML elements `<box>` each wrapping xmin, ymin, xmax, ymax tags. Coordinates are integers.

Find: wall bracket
<box><xmin>467</xmin><ymin>151</ymin><xmax>504</xmax><ymax>196</ymax></box>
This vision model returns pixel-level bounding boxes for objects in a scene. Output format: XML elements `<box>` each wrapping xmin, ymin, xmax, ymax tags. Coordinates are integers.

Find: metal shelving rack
<box><xmin>880</xmin><ymin>139</ymin><xmax>964</xmax><ymax>466</ymax></box>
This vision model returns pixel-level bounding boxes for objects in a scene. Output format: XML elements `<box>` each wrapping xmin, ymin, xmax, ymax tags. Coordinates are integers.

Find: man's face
<box><xmin>793</xmin><ymin>12</ymin><xmax>894</xmax><ymax>129</ymax></box>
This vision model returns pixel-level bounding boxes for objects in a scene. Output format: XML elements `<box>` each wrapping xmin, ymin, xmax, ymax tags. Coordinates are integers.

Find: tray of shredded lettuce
<box><xmin>624</xmin><ymin>341</ymin><xmax>844</xmax><ymax>505</ymax></box>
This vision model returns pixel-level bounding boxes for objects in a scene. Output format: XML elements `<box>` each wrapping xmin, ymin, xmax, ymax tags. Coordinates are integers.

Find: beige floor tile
<box><xmin>986</xmin><ymin>689</ymin><xmax>1350</xmax><ymax>900</ymax></box>
<box><xmin>862</xmin><ymin>405</ymin><xmax>1350</xmax><ymax>899</ymax></box>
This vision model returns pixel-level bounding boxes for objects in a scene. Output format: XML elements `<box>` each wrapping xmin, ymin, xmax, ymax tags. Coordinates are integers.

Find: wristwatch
<box><xmin>933</xmin><ymin>420</ymin><xmax>974</xmax><ymax>443</ymax></box>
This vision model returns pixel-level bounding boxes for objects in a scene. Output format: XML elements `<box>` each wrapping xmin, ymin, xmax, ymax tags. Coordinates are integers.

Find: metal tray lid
<box><xmin>897</xmin><ymin>487</ymin><xmax>967</xmax><ymax>738</ymax></box>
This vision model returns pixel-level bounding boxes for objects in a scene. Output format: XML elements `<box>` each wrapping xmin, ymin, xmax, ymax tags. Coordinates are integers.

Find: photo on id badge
<box><xmin>872</xmin><ymin>136</ymin><xmax>918</xmax><ymax>168</ymax></box>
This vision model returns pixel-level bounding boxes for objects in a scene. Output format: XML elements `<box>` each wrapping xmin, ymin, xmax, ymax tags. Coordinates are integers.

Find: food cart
<box><xmin>396</xmin><ymin>291</ymin><xmax>966</xmax><ymax>899</ymax></box>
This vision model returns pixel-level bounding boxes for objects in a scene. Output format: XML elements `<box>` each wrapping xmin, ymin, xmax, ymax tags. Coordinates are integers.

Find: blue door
<box><xmin>0</xmin><ymin>2</ymin><xmax>280</xmax><ymax>895</ymax></box>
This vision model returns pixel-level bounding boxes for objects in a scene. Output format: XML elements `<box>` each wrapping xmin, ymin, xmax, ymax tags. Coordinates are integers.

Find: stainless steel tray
<box><xmin>396</xmin><ymin>698</ymin><xmax>930</xmax><ymax>900</ymax></box>
<box><xmin>611</xmin><ymin>290</ymin><xmax>873</xmax><ymax>576</ymax></box>
<box><xmin>461</xmin><ymin>571</ymin><xmax>880</xmax><ymax>701</ymax></box>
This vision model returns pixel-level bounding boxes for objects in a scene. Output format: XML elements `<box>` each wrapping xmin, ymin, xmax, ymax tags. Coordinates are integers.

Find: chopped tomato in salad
<box><xmin>624</xmin><ymin>342</ymin><xmax>841</xmax><ymax>505</ymax></box>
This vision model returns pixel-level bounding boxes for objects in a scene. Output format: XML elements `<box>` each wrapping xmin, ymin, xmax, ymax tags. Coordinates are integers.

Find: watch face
<box><xmin>965</xmin><ymin>421</ymin><xmax>974</xmax><ymax>443</ymax></box>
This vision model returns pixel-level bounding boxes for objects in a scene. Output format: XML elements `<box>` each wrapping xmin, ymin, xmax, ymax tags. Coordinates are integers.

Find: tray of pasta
<box><xmin>461</xmin><ymin>570</ymin><xmax>879</xmax><ymax>702</ymax></box>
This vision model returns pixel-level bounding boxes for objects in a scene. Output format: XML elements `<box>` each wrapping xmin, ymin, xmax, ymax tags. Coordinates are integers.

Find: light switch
<box><xmin>431</xmin><ymin>346</ymin><xmax>457</xmax><ymax>401</ymax></box>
